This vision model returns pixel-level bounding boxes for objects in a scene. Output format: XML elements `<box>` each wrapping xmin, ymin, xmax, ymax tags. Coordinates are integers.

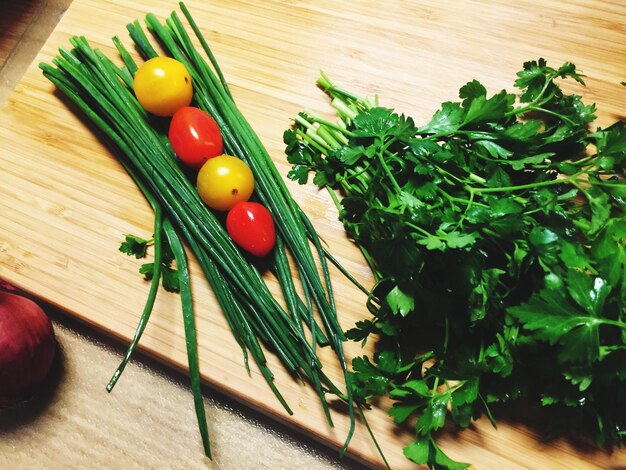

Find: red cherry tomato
<box><xmin>226</xmin><ymin>202</ymin><xmax>276</xmax><ymax>257</ymax></box>
<box><xmin>169</xmin><ymin>107</ymin><xmax>223</xmax><ymax>169</ymax></box>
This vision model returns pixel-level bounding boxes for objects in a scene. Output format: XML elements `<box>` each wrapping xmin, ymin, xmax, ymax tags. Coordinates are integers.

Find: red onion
<box><xmin>0</xmin><ymin>290</ymin><xmax>56</xmax><ymax>407</ymax></box>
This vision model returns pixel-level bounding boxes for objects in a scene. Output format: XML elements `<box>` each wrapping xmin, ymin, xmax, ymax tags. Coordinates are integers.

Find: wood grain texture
<box><xmin>1</xmin><ymin>0</ymin><xmax>626</xmax><ymax>468</ymax></box>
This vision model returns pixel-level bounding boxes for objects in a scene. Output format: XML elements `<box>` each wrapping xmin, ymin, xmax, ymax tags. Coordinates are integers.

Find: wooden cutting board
<box><xmin>1</xmin><ymin>0</ymin><xmax>625</xmax><ymax>468</ymax></box>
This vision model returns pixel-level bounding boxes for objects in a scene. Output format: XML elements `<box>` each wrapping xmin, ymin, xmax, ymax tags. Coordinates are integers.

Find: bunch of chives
<box><xmin>38</xmin><ymin>2</ymin><xmax>365</xmax><ymax>459</ymax></box>
<box><xmin>135</xmin><ymin>8</ymin><xmax>356</xmax><ymax>433</ymax></box>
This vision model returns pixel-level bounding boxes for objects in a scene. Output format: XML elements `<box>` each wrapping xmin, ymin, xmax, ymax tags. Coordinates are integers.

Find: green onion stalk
<box><xmin>38</xmin><ymin>2</ymin><xmax>379</xmax><ymax>462</ymax></box>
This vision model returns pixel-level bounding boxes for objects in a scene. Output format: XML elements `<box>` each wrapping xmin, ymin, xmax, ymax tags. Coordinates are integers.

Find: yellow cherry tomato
<box><xmin>133</xmin><ymin>57</ymin><xmax>193</xmax><ymax>117</ymax></box>
<box><xmin>197</xmin><ymin>155</ymin><xmax>255</xmax><ymax>211</ymax></box>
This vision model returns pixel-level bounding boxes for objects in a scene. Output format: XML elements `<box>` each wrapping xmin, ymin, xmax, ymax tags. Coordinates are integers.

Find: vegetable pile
<box><xmin>40</xmin><ymin>4</ymin><xmax>368</xmax><ymax>460</ymax></box>
<box><xmin>285</xmin><ymin>61</ymin><xmax>626</xmax><ymax>468</ymax></box>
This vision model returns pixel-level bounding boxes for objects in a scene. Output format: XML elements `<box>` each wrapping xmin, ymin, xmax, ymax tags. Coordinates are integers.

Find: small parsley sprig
<box><xmin>285</xmin><ymin>59</ymin><xmax>626</xmax><ymax>469</ymax></box>
<box><xmin>120</xmin><ymin>233</ymin><xmax>180</xmax><ymax>292</ymax></box>
<box><xmin>119</xmin><ymin>233</ymin><xmax>152</xmax><ymax>258</ymax></box>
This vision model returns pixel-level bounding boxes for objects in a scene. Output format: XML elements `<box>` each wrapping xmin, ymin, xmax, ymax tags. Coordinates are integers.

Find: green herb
<box><xmin>286</xmin><ymin>60</ymin><xmax>626</xmax><ymax>468</ymax></box>
<box><xmin>120</xmin><ymin>232</ymin><xmax>179</xmax><ymax>292</ymax></box>
<box><xmin>138</xmin><ymin>238</ymin><xmax>179</xmax><ymax>293</ymax></box>
<box><xmin>119</xmin><ymin>233</ymin><xmax>152</xmax><ymax>258</ymax></box>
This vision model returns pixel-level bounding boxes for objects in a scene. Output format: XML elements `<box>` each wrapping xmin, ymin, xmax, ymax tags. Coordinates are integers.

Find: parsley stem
<box><xmin>589</xmin><ymin>180</ymin><xmax>626</xmax><ymax>189</ymax></box>
<box><xmin>361</xmin><ymin>245</ymin><xmax>383</xmax><ymax>282</ymax></box>
<box><xmin>304</xmin><ymin>113</ymin><xmax>356</xmax><ymax>140</ymax></box>
<box><xmin>377</xmin><ymin>142</ymin><xmax>403</xmax><ymax>194</ymax></box>
<box><xmin>306</xmin><ymin>127</ymin><xmax>332</xmax><ymax>148</ymax></box>
<box><xmin>602</xmin><ymin>319</ymin><xmax>626</xmax><ymax>329</ymax></box>
<box><xmin>437</xmin><ymin>186</ymin><xmax>458</xmax><ymax>211</ymax></box>
<box><xmin>295</xmin><ymin>128</ymin><xmax>329</xmax><ymax>155</ymax></box>
<box><xmin>329</xmin><ymin>98</ymin><xmax>357</xmax><ymax>121</ymax></box>
<box><xmin>468</xmin><ymin>171</ymin><xmax>584</xmax><ymax>194</ymax></box>
<box><xmin>357</xmin><ymin>405</ymin><xmax>391</xmax><ymax>470</ymax></box>
<box><xmin>527</xmin><ymin>106</ymin><xmax>578</xmax><ymax>126</ymax></box>
<box><xmin>293</xmin><ymin>113</ymin><xmax>317</xmax><ymax>131</ymax></box>
<box><xmin>468</xmin><ymin>172</ymin><xmax>487</xmax><ymax>185</ymax></box>
<box><xmin>432</xmin><ymin>164</ymin><xmax>470</xmax><ymax>186</ymax></box>
<box><xmin>325</xmin><ymin>185</ymin><xmax>343</xmax><ymax>212</ymax></box>
<box><xmin>480</xmin><ymin>393</ymin><xmax>498</xmax><ymax>429</ymax></box>
<box><xmin>454</xmin><ymin>188</ymin><xmax>475</xmax><ymax>229</ymax></box>
<box><xmin>317</xmin><ymin>125</ymin><xmax>343</xmax><ymax>149</ymax></box>
<box><xmin>318</xmin><ymin>72</ymin><xmax>368</xmax><ymax>105</ymax></box>
<box><xmin>570</xmin><ymin>154</ymin><xmax>594</xmax><ymax>166</ymax></box>
<box><xmin>507</xmin><ymin>75</ymin><xmax>555</xmax><ymax>117</ymax></box>
<box><xmin>405</xmin><ymin>222</ymin><xmax>435</xmax><ymax>238</ymax></box>
<box><xmin>319</xmin><ymin>245</ymin><xmax>373</xmax><ymax>295</ymax></box>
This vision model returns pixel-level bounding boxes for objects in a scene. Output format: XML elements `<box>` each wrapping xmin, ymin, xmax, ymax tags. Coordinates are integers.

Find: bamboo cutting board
<box><xmin>1</xmin><ymin>0</ymin><xmax>626</xmax><ymax>468</ymax></box>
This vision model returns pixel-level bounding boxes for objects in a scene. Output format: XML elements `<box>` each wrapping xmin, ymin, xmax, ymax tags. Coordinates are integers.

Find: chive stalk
<box><xmin>164</xmin><ymin>218</ymin><xmax>211</xmax><ymax>458</ymax></box>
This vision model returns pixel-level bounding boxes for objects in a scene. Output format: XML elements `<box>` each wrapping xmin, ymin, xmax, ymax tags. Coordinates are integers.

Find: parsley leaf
<box><xmin>119</xmin><ymin>233</ymin><xmax>152</xmax><ymax>258</ymax></box>
<box><xmin>462</xmin><ymin>90</ymin><xmax>513</xmax><ymax>126</ymax></box>
<box><xmin>386</xmin><ymin>285</ymin><xmax>415</xmax><ymax>317</ymax></box>
<box><xmin>137</xmin><ymin>238</ymin><xmax>179</xmax><ymax>292</ymax></box>
<box><xmin>507</xmin><ymin>279</ymin><xmax>608</xmax><ymax>365</ymax></box>
<box><xmin>420</xmin><ymin>102</ymin><xmax>466</xmax><ymax>134</ymax></box>
<box><xmin>353</xmin><ymin>107</ymin><xmax>399</xmax><ymax>137</ymax></box>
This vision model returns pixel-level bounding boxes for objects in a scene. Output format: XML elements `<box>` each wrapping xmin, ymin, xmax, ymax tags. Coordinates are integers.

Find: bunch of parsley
<box><xmin>284</xmin><ymin>60</ymin><xmax>626</xmax><ymax>468</ymax></box>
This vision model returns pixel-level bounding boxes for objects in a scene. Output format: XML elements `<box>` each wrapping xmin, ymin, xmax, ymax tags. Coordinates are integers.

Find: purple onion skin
<box><xmin>0</xmin><ymin>291</ymin><xmax>56</xmax><ymax>407</ymax></box>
